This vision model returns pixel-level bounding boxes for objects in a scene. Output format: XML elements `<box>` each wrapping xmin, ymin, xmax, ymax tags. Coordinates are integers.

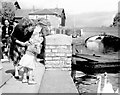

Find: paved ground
<box><xmin>39</xmin><ymin>70</ymin><xmax>78</xmax><ymax>93</ymax></box>
<box><xmin>0</xmin><ymin>59</ymin><xmax>78</xmax><ymax>94</ymax></box>
<box><xmin>0</xmin><ymin>60</ymin><xmax>45</xmax><ymax>93</ymax></box>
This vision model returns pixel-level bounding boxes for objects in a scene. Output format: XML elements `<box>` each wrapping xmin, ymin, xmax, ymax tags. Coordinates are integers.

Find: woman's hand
<box><xmin>15</xmin><ymin>40</ymin><xmax>30</xmax><ymax>46</ymax></box>
<box><xmin>24</xmin><ymin>41</ymin><xmax>30</xmax><ymax>46</ymax></box>
<box><xmin>15</xmin><ymin>40</ymin><xmax>26</xmax><ymax>46</ymax></box>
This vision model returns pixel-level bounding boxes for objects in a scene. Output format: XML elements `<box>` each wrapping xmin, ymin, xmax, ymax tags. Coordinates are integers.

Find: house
<box><xmin>29</xmin><ymin>8</ymin><xmax>66</xmax><ymax>28</ymax></box>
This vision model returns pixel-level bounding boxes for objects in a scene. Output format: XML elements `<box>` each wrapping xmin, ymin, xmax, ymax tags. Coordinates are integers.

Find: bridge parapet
<box><xmin>45</xmin><ymin>34</ymin><xmax>72</xmax><ymax>70</ymax></box>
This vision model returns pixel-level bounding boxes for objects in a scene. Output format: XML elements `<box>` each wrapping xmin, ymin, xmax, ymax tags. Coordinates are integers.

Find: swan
<box><xmin>115</xmin><ymin>88</ymin><xmax>119</xmax><ymax>94</ymax></box>
<box><xmin>97</xmin><ymin>75</ymin><xmax>102</xmax><ymax>94</ymax></box>
<box><xmin>97</xmin><ymin>72</ymin><xmax>119</xmax><ymax>94</ymax></box>
<box><xmin>102</xmin><ymin>72</ymin><xmax>114</xmax><ymax>93</ymax></box>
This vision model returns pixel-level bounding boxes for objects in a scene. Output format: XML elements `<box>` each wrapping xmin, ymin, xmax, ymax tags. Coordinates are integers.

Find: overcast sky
<box><xmin>16</xmin><ymin>0</ymin><xmax>119</xmax><ymax>14</ymax></box>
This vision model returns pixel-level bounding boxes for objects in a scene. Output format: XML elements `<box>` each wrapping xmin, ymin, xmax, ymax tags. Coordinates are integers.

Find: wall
<box><xmin>45</xmin><ymin>34</ymin><xmax>72</xmax><ymax>70</ymax></box>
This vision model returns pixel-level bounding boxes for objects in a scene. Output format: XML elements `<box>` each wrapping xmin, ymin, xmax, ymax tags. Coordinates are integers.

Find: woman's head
<box><xmin>4</xmin><ymin>19</ymin><xmax>10</xmax><ymax>26</ymax></box>
<box><xmin>19</xmin><ymin>17</ymin><xmax>34</xmax><ymax>27</ymax></box>
<box><xmin>19</xmin><ymin>17</ymin><xmax>35</xmax><ymax>32</ymax></box>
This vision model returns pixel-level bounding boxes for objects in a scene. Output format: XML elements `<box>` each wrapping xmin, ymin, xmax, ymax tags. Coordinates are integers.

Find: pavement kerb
<box><xmin>0</xmin><ymin>61</ymin><xmax>14</xmax><ymax>89</ymax></box>
<box><xmin>37</xmin><ymin>66</ymin><xmax>46</xmax><ymax>93</ymax></box>
<box><xmin>34</xmin><ymin>63</ymin><xmax>45</xmax><ymax>93</ymax></box>
<box><xmin>0</xmin><ymin>74</ymin><xmax>13</xmax><ymax>89</ymax></box>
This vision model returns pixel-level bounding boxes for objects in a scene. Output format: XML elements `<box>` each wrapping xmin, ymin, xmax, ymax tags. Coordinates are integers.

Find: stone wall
<box><xmin>45</xmin><ymin>34</ymin><xmax>72</xmax><ymax>70</ymax></box>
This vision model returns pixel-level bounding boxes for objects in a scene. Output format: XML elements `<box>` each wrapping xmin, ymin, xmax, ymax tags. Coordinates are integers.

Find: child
<box><xmin>18</xmin><ymin>30</ymin><xmax>43</xmax><ymax>85</ymax></box>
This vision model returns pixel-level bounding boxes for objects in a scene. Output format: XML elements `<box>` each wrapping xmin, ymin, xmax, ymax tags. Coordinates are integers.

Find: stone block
<box><xmin>52</xmin><ymin>49</ymin><xmax>58</xmax><ymax>53</ymax></box>
<box><xmin>57</xmin><ymin>49</ymin><xmax>67</xmax><ymax>53</ymax></box>
<box><xmin>55</xmin><ymin>53</ymin><xmax>65</xmax><ymax>56</ymax></box>
<box><xmin>61</xmin><ymin>68</ymin><xmax>71</xmax><ymax>71</ymax></box>
<box><xmin>46</xmin><ymin>46</ymin><xmax>56</xmax><ymax>49</ymax></box>
<box><xmin>53</xmin><ymin>60</ymin><xmax>60</xmax><ymax>64</ymax></box>
<box><xmin>45</xmin><ymin>57</ymin><xmax>52</xmax><ymax>61</ymax></box>
<box><xmin>57</xmin><ymin>46</ymin><xmax>67</xmax><ymax>49</ymax></box>
<box><xmin>46</xmin><ymin>34</ymin><xmax>72</xmax><ymax>45</ymax></box>
<box><xmin>45</xmin><ymin>46</ymin><xmax>49</xmax><ymax>49</ymax></box>
<box><xmin>52</xmin><ymin>57</ymin><xmax>60</xmax><ymax>60</ymax></box>
<box><xmin>66</xmin><ymin>60</ymin><xmax>71</xmax><ymax>64</ymax></box>
<box><xmin>45</xmin><ymin>53</ymin><xmax>55</xmax><ymax>57</ymax></box>
<box><xmin>45</xmin><ymin>49</ymin><xmax>51</xmax><ymax>53</ymax></box>
<box><xmin>66</xmin><ymin>53</ymin><xmax>72</xmax><ymax>57</ymax></box>
<box><xmin>45</xmin><ymin>61</ymin><xmax>53</xmax><ymax>64</ymax></box>
<box><xmin>45</xmin><ymin>64</ymin><xmax>52</xmax><ymax>68</ymax></box>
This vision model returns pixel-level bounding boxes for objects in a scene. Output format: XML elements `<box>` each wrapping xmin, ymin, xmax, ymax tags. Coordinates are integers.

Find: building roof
<box><xmin>29</xmin><ymin>8</ymin><xmax>65</xmax><ymax>17</ymax></box>
<box><xmin>29</xmin><ymin>9</ymin><xmax>55</xmax><ymax>15</ymax></box>
<box><xmin>15</xmin><ymin>9</ymin><xmax>32</xmax><ymax>17</ymax></box>
<box><xmin>50</xmin><ymin>8</ymin><xmax>64</xmax><ymax>17</ymax></box>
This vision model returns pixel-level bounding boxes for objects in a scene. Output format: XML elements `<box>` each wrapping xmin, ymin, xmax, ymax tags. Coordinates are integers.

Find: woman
<box><xmin>10</xmin><ymin>17</ymin><xmax>35</xmax><ymax>78</ymax></box>
<box><xmin>1</xmin><ymin>19</ymin><xmax>13</xmax><ymax>57</ymax></box>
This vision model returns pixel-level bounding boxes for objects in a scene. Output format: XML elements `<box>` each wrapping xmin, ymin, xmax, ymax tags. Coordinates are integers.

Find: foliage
<box><xmin>113</xmin><ymin>13</ymin><xmax>120</xmax><ymax>27</ymax></box>
<box><xmin>1</xmin><ymin>2</ymin><xmax>15</xmax><ymax>24</ymax></box>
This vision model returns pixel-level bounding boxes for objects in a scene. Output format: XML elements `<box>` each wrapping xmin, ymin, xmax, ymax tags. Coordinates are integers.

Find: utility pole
<box><xmin>118</xmin><ymin>1</ymin><xmax>120</xmax><ymax>38</ymax></box>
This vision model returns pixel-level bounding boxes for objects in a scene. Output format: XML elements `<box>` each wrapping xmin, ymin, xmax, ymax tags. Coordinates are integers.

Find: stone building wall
<box><xmin>45</xmin><ymin>34</ymin><xmax>72</xmax><ymax>70</ymax></box>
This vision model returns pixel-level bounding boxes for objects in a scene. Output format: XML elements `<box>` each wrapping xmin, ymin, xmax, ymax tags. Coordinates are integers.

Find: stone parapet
<box><xmin>45</xmin><ymin>34</ymin><xmax>72</xmax><ymax>70</ymax></box>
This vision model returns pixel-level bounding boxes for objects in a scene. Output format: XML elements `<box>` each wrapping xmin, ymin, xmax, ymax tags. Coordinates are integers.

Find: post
<box><xmin>117</xmin><ymin>11</ymin><xmax>120</xmax><ymax>91</ymax></box>
<box><xmin>118</xmin><ymin>1</ymin><xmax>120</xmax><ymax>37</ymax></box>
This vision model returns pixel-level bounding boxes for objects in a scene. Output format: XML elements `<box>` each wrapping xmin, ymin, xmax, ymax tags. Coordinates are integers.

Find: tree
<box><xmin>113</xmin><ymin>13</ymin><xmax>120</xmax><ymax>27</ymax></box>
<box><xmin>1</xmin><ymin>2</ymin><xmax>15</xmax><ymax>24</ymax></box>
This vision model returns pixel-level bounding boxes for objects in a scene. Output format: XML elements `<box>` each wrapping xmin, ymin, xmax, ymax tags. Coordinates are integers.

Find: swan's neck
<box><xmin>97</xmin><ymin>77</ymin><xmax>102</xmax><ymax>94</ymax></box>
<box><xmin>104</xmin><ymin>75</ymin><xmax>107</xmax><ymax>86</ymax></box>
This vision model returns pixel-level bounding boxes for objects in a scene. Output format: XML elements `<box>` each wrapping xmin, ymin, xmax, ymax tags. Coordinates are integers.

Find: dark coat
<box><xmin>1</xmin><ymin>25</ymin><xmax>13</xmax><ymax>42</ymax></box>
<box><xmin>10</xmin><ymin>24</ymin><xmax>33</xmax><ymax>65</ymax></box>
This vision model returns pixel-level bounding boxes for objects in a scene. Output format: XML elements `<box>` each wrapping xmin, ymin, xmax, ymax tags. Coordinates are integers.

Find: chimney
<box><xmin>118</xmin><ymin>1</ymin><xmax>120</xmax><ymax>13</ymax></box>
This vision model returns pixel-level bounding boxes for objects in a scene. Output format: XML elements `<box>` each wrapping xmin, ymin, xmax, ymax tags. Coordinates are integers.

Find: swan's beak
<box><xmin>104</xmin><ymin>72</ymin><xmax>107</xmax><ymax>77</ymax></box>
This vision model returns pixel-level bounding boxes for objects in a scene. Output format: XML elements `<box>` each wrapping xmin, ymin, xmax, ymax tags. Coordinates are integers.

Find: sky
<box><xmin>0</xmin><ymin>0</ymin><xmax>119</xmax><ymax>27</ymax></box>
<box><xmin>16</xmin><ymin>0</ymin><xmax>119</xmax><ymax>14</ymax></box>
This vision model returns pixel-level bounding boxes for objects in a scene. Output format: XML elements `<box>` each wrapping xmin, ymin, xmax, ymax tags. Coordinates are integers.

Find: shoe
<box><xmin>22</xmin><ymin>79</ymin><xmax>28</xmax><ymax>83</ymax></box>
<box><xmin>14</xmin><ymin>71</ymin><xmax>20</xmax><ymax>79</ymax></box>
<box><xmin>15</xmin><ymin>76</ymin><xmax>20</xmax><ymax>79</ymax></box>
<box><xmin>14</xmin><ymin>74</ymin><xmax>20</xmax><ymax>79</ymax></box>
<box><xmin>28</xmin><ymin>80</ymin><xmax>37</xmax><ymax>85</ymax></box>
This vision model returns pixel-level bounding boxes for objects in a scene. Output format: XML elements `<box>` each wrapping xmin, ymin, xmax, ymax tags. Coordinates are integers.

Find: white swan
<box><xmin>102</xmin><ymin>72</ymin><xmax>114</xmax><ymax>93</ymax></box>
<box><xmin>97</xmin><ymin>72</ymin><xmax>119</xmax><ymax>94</ymax></box>
<box><xmin>97</xmin><ymin>75</ymin><xmax>102</xmax><ymax>94</ymax></box>
<box><xmin>115</xmin><ymin>88</ymin><xmax>119</xmax><ymax>94</ymax></box>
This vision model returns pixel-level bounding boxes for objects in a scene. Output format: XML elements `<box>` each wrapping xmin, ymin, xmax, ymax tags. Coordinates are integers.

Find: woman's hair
<box><xmin>19</xmin><ymin>17</ymin><xmax>35</xmax><ymax>28</ymax></box>
<box><xmin>2</xmin><ymin>19</ymin><xmax>10</xmax><ymax>25</ymax></box>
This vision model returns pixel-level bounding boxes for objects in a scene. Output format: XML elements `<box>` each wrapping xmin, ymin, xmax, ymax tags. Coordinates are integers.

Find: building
<box><xmin>29</xmin><ymin>8</ymin><xmax>66</xmax><ymax>28</ymax></box>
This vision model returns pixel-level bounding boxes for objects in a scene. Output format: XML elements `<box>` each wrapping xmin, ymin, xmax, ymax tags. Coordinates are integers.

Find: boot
<box><xmin>28</xmin><ymin>70</ymin><xmax>36</xmax><ymax>85</ymax></box>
